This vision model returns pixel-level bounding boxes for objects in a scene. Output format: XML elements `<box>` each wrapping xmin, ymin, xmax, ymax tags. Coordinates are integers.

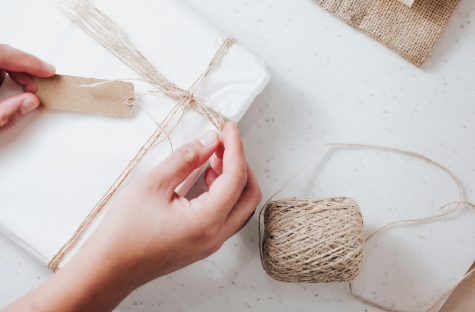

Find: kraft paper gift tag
<box><xmin>33</xmin><ymin>75</ymin><xmax>134</xmax><ymax>117</ymax></box>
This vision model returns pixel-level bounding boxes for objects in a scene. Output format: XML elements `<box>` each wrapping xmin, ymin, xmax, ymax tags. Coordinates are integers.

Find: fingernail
<box><xmin>21</xmin><ymin>98</ymin><xmax>39</xmax><ymax>114</ymax></box>
<box><xmin>198</xmin><ymin>130</ymin><xmax>217</xmax><ymax>147</ymax></box>
<box><xmin>44</xmin><ymin>62</ymin><xmax>56</xmax><ymax>74</ymax></box>
<box><xmin>228</xmin><ymin>121</ymin><xmax>238</xmax><ymax>129</ymax></box>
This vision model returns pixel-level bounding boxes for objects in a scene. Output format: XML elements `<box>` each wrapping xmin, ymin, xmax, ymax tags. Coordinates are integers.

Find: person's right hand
<box><xmin>1</xmin><ymin>121</ymin><xmax>262</xmax><ymax>312</ymax></box>
<box><xmin>0</xmin><ymin>44</ymin><xmax>55</xmax><ymax>132</ymax></box>
<box><xmin>82</xmin><ymin>121</ymin><xmax>262</xmax><ymax>285</ymax></box>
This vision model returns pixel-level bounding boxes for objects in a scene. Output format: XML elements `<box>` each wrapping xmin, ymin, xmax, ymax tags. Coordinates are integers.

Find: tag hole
<box><xmin>126</xmin><ymin>98</ymin><xmax>135</xmax><ymax>106</ymax></box>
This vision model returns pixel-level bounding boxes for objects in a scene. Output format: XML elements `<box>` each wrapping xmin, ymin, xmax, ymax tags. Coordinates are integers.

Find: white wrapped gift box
<box><xmin>0</xmin><ymin>0</ymin><xmax>270</xmax><ymax>269</ymax></box>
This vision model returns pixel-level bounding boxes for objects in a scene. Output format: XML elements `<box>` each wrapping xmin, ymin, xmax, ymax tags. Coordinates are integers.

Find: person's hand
<box><xmin>85</xmin><ymin>121</ymin><xmax>261</xmax><ymax>284</ymax></box>
<box><xmin>1</xmin><ymin>121</ymin><xmax>262</xmax><ymax>312</ymax></box>
<box><xmin>0</xmin><ymin>44</ymin><xmax>55</xmax><ymax>132</ymax></box>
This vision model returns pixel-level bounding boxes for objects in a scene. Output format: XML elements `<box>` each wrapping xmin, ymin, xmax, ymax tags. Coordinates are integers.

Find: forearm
<box><xmin>1</xmin><ymin>241</ymin><xmax>136</xmax><ymax>312</ymax></box>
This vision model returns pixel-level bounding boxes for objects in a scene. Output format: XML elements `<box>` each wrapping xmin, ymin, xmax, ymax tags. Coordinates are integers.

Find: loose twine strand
<box><xmin>258</xmin><ymin>143</ymin><xmax>475</xmax><ymax>312</ymax></box>
<box><xmin>48</xmin><ymin>0</ymin><xmax>235</xmax><ymax>271</ymax></box>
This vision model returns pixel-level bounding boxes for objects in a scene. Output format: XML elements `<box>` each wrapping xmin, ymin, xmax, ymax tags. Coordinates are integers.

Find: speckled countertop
<box><xmin>1</xmin><ymin>0</ymin><xmax>475</xmax><ymax>311</ymax></box>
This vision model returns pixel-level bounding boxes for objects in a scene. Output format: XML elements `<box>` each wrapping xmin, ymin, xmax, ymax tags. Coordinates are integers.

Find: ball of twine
<box><xmin>261</xmin><ymin>196</ymin><xmax>364</xmax><ymax>283</ymax></box>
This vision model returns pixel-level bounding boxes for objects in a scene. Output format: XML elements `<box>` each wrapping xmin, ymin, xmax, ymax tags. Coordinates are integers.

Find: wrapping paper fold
<box><xmin>0</xmin><ymin>0</ymin><xmax>270</xmax><ymax>268</ymax></box>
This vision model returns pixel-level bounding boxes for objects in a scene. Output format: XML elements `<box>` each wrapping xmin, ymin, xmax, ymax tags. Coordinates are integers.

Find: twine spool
<box><xmin>262</xmin><ymin>197</ymin><xmax>364</xmax><ymax>283</ymax></box>
<box><xmin>258</xmin><ymin>143</ymin><xmax>475</xmax><ymax>312</ymax></box>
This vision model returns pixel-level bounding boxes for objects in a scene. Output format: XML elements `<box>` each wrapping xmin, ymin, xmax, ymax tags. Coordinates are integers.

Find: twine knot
<box><xmin>184</xmin><ymin>91</ymin><xmax>195</xmax><ymax>101</ymax></box>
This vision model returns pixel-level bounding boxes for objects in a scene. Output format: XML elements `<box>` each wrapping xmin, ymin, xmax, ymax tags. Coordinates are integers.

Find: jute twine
<box><xmin>262</xmin><ymin>196</ymin><xmax>364</xmax><ymax>283</ymax></box>
<box><xmin>48</xmin><ymin>0</ymin><xmax>236</xmax><ymax>271</ymax></box>
<box><xmin>259</xmin><ymin>143</ymin><xmax>475</xmax><ymax>312</ymax></box>
<box><xmin>310</xmin><ymin>0</ymin><xmax>460</xmax><ymax>67</ymax></box>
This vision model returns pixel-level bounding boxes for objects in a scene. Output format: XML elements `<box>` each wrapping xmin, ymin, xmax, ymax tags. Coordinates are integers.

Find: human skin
<box><xmin>0</xmin><ymin>44</ymin><xmax>56</xmax><ymax>131</ymax></box>
<box><xmin>0</xmin><ymin>46</ymin><xmax>262</xmax><ymax>312</ymax></box>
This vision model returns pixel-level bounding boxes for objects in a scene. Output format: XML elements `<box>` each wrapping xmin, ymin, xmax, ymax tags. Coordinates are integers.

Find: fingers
<box><xmin>208</xmin><ymin>121</ymin><xmax>247</xmax><ymax>203</ymax></box>
<box><xmin>204</xmin><ymin>143</ymin><xmax>224</xmax><ymax>189</ymax></box>
<box><xmin>204</xmin><ymin>167</ymin><xmax>219</xmax><ymax>189</ymax></box>
<box><xmin>192</xmin><ymin>121</ymin><xmax>248</xmax><ymax>220</ymax></box>
<box><xmin>0</xmin><ymin>93</ymin><xmax>40</xmax><ymax>132</ymax></box>
<box><xmin>214</xmin><ymin>138</ymin><xmax>225</xmax><ymax>159</ymax></box>
<box><xmin>0</xmin><ymin>44</ymin><xmax>55</xmax><ymax>77</ymax></box>
<box><xmin>224</xmin><ymin>163</ymin><xmax>261</xmax><ymax>237</ymax></box>
<box><xmin>8</xmin><ymin>72</ymin><xmax>37</xmax><ymax>93</ymax></box>
<box><xmin>209</xmin><ymin>153</ymin><xmax>223</xmax><ymax>175</ymax></box>
<box><xmin>0</xmin><ymin>45</ymin><xmax>55</xmax><ymax>97</ymax></box>
<box><xmin>148</xmin><ymin>130</ymin><xmax>219</xmax><ymax>195</ymax></box>
<box><xmin>203</xmin><ymin>141</ymin><xmax>225</xmax><ymax>188</ymax></box>
<box><xmin>0</xmin><ymin>70</ymin><xmax>6</xmax><ymax>87</ymax></box>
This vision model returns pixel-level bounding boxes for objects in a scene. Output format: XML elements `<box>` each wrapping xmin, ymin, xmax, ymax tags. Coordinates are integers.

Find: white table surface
<box><xmin>1</xmin><ymin>0</ymin><xmax>475</xmax><ymax>311</ymax></box>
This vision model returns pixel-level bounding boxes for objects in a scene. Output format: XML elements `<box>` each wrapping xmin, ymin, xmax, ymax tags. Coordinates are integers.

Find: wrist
<box><xmin>68</xmin><ymin>237</ymin><xmax>141</xmax><ymax>293</ymax></box>
<box><xmin>37</xmin><ymin>239</ymin><xmax>138</xmax><ymax>312</ymax></box>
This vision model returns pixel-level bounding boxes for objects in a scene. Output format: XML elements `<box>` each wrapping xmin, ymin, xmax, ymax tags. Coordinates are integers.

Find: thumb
<box><xmin>0</xmin><ymin>93</ymin><xmax>39</xmax><ymax>132</ymax></box>
<box><xmin>149</xmin><ymin>130</ymin><xmax>219</xmax><ymax>195</ymax></box>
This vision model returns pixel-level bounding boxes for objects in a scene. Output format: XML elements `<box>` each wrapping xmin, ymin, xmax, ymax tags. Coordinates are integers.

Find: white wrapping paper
<box><xmin>0</xmin><ymin>0</ymin><xmax>270</xmax><ymax>268</ymax></box>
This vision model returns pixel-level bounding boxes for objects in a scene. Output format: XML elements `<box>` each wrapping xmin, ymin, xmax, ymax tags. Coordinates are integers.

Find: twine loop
<box><xmin>125</xmin><ymin>97</ymin><xmax>136</xmax><ymax>106</ymax></box>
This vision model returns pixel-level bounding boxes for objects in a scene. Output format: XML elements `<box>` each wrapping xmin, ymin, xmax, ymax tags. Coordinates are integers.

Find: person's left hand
<box><xmin>0</xmin><ymin>44</ymin><xmax>55</xmax><ymax>133</ymax></box>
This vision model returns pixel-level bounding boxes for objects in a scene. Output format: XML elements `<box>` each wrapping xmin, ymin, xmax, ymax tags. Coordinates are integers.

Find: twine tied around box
<box><xmin>48</xmin><ymin>0</ymin><xmax>236</xmax><ymax>271</ymax></box>
<box><xmin>259</xmin><ymin>143</ymin><xmax>475</xmax><ymax>312</ymax></box>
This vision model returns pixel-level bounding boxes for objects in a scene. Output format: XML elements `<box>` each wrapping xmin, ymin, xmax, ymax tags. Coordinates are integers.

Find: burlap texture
<box><xmin>311</xmin><ymin>0</ymin><xmax>460</xmax><ymax>67</ymax></box>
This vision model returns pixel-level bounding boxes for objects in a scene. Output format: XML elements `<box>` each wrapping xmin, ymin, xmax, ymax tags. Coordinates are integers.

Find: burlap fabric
<box><xmin>311</xmin><ymin>0</ymin><xmax>460</xmax><ymax>67</ymax></box>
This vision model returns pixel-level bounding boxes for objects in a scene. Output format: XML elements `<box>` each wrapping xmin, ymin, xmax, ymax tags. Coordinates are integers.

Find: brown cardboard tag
<box><xmin>33</xmin><ymin>75</ymin><xmax>134</xmax><ymax>117</ymax></box>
